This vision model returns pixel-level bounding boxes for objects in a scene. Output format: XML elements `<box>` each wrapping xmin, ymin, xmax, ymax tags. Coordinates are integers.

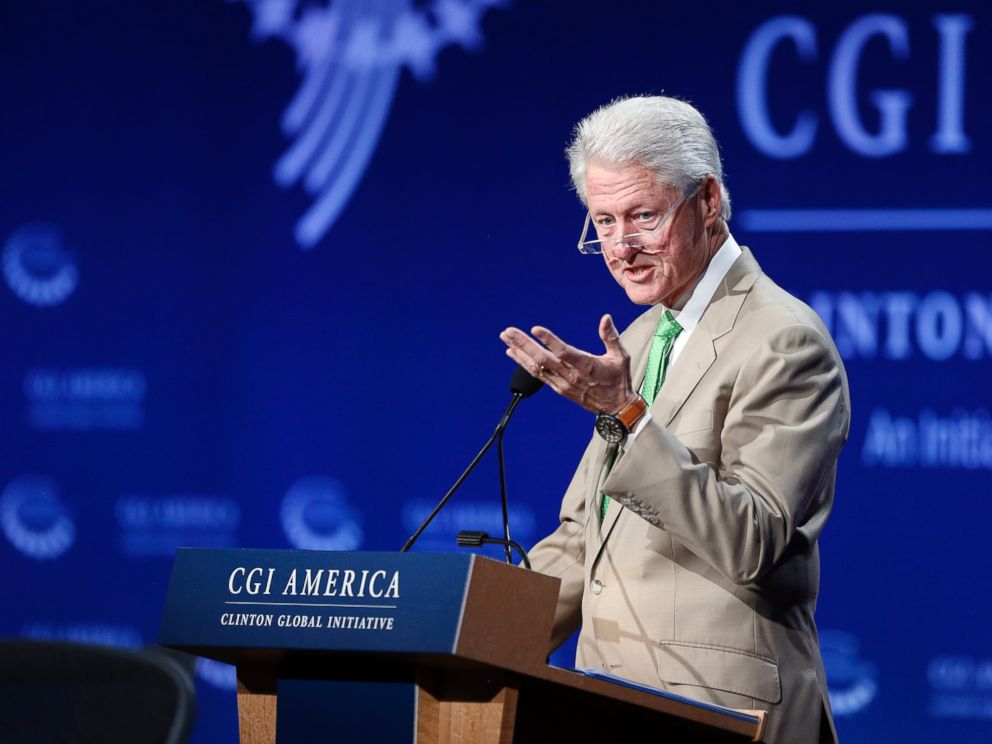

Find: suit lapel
<box><xmin>597</xmin><ymin>443</ymin><xmax>627</xmax><ymax>545</ymax></box>
<box><xmin>587</xmin><ymin>443</ymin><xmax>618</xmax><ymax>562</ymax></box>
<box><xmin>653</xmin><ymin>248</ymin><xmax>761</xmax><ymax>427</ymax></box>
<box><xmin>590</xmin><ymin>248</ymin><xmax>763</xmax><ymax>562</ymax></box>
<box><xmin>626</xmin><ymin>304</ymin><xmax>664</xmax><ymax>396</ymax></box>
<box><xmin>587</xmin><ymin>305</ymin><xmax>662</xmax><ymax>562</ymax></box>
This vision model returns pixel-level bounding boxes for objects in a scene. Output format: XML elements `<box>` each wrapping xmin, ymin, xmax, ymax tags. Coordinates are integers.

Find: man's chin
<box><xmin>623</xmin><ymin>285</ymin><xmax>664</xmax><ymax>306</ymax></box>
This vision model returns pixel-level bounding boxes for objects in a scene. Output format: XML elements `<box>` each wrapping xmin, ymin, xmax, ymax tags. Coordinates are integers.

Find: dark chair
<box><xmin>0</xmin><ymin>639</ymin><xmax>197</xmax><ymax>744</ymax></box>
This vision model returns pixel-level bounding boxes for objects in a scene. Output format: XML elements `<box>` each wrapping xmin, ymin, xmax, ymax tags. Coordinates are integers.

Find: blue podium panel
<box><xmin>276</xmin><ymin>677</ymin><xmax>417</xmax><ymax>744</ymax></box>
<box><xmin>159</xmin><ymin>548</ymin><xmax>474</xmax><ymax>659</ymax></box>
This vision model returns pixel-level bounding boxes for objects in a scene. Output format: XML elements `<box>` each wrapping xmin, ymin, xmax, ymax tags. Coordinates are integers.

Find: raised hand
<box><xmin>500</xmin><ymin>314</ymin><xmax>636</xmax><ymax>414</ymax></box>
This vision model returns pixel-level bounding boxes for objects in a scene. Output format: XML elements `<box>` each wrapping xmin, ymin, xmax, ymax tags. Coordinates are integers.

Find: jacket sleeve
<box><xmin>603</xmin><ymin>322</ymin><xmax>850</xmax><ymax>585</ymax></box>
<box><xmin>526</xmin><ymin>436</ymin><xmax>596</xmax><ymax>651</ymax></box>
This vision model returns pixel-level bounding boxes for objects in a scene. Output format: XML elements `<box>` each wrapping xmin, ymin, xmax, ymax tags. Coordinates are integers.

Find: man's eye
<box><xmin>596</xmin><ymin>216</ymin><xmax>615</xmax><ymax>227</ymax></box>
<box><xmin>636</xmin><ymin>211</ymin><xmax>656</xmax><ymax>222</ymax></box>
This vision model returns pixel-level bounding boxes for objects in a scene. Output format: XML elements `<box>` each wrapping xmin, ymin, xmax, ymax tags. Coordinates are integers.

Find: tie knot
<box><xmin>655</xmin><ymin>310</ymin><xmax>682</xmax><ymax>341</ymax></box>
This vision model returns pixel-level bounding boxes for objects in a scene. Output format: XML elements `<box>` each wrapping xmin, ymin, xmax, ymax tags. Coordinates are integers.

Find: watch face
<box><xmin>595</xmin><ymin>414</ymin><xmax>626</xmax><ymax>444</ymax></box>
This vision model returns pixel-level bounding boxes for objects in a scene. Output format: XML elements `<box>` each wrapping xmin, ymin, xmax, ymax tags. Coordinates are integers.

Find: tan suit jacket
<box><xmin>529</xmin><ymin>248</ymin><xmax>850</xmax><ymax>744</ymax></box>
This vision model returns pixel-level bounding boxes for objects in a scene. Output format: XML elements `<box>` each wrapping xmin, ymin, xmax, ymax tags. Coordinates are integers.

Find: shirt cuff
<box><xmin>621</xmin><ymin>410</ymin><xmax>653</xmax><ymax>451</ymax></box>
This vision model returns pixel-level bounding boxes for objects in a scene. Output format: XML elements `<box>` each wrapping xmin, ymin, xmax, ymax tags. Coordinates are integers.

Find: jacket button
<box><xmin>590</xmin><ymin>579</ymin><xmax>603</xmax><ymax>595</ymax></box>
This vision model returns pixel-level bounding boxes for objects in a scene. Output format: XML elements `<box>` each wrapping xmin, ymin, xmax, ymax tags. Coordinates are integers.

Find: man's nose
<box><xmin>610</xmin><ymin>230</ymin><xmax>644</xmax><ymax>260</ymax></box>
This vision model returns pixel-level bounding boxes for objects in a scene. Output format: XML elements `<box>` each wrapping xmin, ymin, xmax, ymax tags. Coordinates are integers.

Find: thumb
<box><xmin>599</xmin><ymin>314</ymin><xmax>622</xmax><ymax>355</ymax></box>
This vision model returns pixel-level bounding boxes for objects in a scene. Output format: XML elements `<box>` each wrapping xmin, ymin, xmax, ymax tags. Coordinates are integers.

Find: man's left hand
<box><xmin>500</xmin><ymin>314</ymin><xmax>635</xmax><ymax>414</ymax></box>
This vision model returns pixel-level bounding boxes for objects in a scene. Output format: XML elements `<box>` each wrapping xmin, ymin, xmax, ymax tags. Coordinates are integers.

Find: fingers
<box><xmin>501</xmin><ymin>321</ymin><xmax>606</xmax><ymax>377</ymax></box>
<box><xmin>503</xmin><ymin>344</ymin><xmax>540</xmax><ymax>376</ymax></box>
<box><xmin>598</xmin><ymin>314</ymin><xmax>623</xmax><ymax>355</ymax></box>
<box><xmin>534</xmin><ymin>326</ymin><xmax>604</xmax><ymax>376</ymax></box>
<box><xmin>503</xmin><ymin>347</ymin><xmax>565</xmax><ymax>392</ymax></box>
<box><xmin>500</xmin><ymin>319</ymin><xmax>631</xmax><ymax>413</ymax></box>
<box><xmin>500</xmin><ymin>326</ymin><xmax>547</xmax><ymax>359</ymax></box>
<box><xmin>531</xmin><ymin>325</ymin><xmax>578</xmax><ymax>360</ymax></box>
<box><xmin>500</xmin><ymin>327</ymin><xmax>557</xmax><ymax>378</ymax></box>
<box><xmin>501</xmin><ymin>327</ymin><xmax>581</xmax><ymax>397</ymax></box>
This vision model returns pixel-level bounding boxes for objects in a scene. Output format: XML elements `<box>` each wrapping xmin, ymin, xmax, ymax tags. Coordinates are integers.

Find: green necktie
<box><xmin>600</xmin><ymin>310</ymin><xmax>683</xmax><ymax>523</ymax></box>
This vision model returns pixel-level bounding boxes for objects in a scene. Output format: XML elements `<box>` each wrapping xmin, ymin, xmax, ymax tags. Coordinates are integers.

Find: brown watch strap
<box><xmin>615</xmin><ymin>395</ymin><xmax>648</xmax><ymax>431</ymax></box>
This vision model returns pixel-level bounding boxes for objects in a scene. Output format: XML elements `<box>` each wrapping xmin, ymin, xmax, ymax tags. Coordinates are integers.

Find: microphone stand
<box><xmin>456</xmin><ymin>530</ymin><xmax>531</xmax><ymax>570</ymax></box>
<box><xmin>400</xmin><ymin>393</ymin><xmax>523</xmax><ymax>554</ymax></box>
<box><xmin>496</xmin><ymin>415</ymin><xmax>513</xmax><ymax>564</ymax></box>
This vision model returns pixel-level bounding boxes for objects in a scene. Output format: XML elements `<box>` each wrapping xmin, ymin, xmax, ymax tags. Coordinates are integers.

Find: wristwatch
<box><xmin>595</xmin><ymin>395</ymin><xmax>648</xmax><ymax>444</ymax></box>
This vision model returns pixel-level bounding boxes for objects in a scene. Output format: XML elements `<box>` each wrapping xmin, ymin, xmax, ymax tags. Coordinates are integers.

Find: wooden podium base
<box><xmin>237</xmin><ymin>666</ymin><xmax>277</xmax><ymax>744</ymax></box>
<box><xmin>416</xmin><ymin>669</ymin><xmax>518</xmax><ymax>744</ymax></box>
<box><xmin>236</xmin><ymin>660</ymin><xmax>764</xmax><ymax>743</ymax></box>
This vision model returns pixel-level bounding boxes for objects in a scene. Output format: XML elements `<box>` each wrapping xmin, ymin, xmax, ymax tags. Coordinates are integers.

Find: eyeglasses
<box><xmin>576</xmin><ymin>182</ymin><xmax>701</xmax><ymax>255</ymax></box>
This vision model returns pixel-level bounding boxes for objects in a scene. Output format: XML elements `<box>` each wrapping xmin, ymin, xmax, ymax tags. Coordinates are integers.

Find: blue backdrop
<box><xmin>2</xmin><ymin>1</ymin><xmax>990</xmax><ymax>741</ymax></box>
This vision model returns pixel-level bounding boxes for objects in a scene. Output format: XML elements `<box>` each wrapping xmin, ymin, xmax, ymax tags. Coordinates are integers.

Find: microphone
<box><xmin>456</xmin><ymin>530</ymin><xmax>532</xmax><ymax>570</ymax></box>
<box><xmin>495</xmin><ymin>366</ymin><xmax>544</xmax><ymax>430</ymax></box>
<box><xmin>510</xmin><ymin>365</ymin><xmax>545</xmax><ymax>398</ymax></box>
<box><xmin>400</xmin><ymin>365</ymin><xmax>543</xmax><ymax>555</ymax></box>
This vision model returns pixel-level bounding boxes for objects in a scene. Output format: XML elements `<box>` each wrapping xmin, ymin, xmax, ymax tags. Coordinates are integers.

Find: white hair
<box><xmin>566</xmin><ymin>95</ymin><xmax>732</xmax><ymax>221</ymax></box>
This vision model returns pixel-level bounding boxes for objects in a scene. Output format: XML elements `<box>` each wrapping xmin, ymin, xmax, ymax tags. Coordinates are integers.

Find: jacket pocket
<box><xmin>655</xmin><ymin>640</ymin><xmax>782</xmax><ymax>704</ymax></box>
<box><xmin>670</xmin><ymin>409</ymin><xmax>713</xmax><ymax>437</ymax></box>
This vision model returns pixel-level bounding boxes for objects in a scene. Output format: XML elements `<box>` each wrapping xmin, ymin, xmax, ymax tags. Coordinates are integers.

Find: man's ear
<box><xmin>701</xmin><ymin>175</ymin><xmax>723</xmax><ymax>228</ymax></box>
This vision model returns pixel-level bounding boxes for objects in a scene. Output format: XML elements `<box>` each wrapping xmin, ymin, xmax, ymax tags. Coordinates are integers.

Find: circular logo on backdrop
<box><xmin>0</xmin><ymin>475</ymin><xmax>76</xmax><ymax>560</ymax></box>
<box><xmin>2</xmin><ymin>224</ymin><xmax>79</xmax><ymax>307</ymax></box>
<box><xmin>821</xmin><ymin>630</ymin><xmax>878</xmax><ymax>716</ymax></box>
<box><xmin>280</xmin><ymin>476</ymin><xmax>363</xmax><ymax>550</ymax></box>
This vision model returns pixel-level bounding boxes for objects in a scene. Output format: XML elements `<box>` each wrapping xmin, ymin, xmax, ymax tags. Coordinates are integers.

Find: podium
<box><xmin>159</xmin><ymin>548</ymin><xmax>765</xmax><ymax>742</ymax></box>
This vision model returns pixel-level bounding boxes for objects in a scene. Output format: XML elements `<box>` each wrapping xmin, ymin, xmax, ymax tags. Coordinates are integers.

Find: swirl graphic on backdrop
<box><xmin>821</xmin><ymin>629</ymin><xmax>879</xmax><ymax>716</ymax></box>
<box><xmin>0</xmin><ymin>475</ymin><xmax>76</xmax><ymax>560</ymax></box>
<box><xmin>280</xmin><ymin>476</ymin><xmax>363</xmax><ymax>550</ymax></box>
<box><xmin>234</xmin><ymin>0</ymin><xmax>505</xmax><ymax>250</ymax></box>
<box><xmin>2</xmin><ymin>224</ymin><xmax>78</xmax><ymax>307</ymax></box>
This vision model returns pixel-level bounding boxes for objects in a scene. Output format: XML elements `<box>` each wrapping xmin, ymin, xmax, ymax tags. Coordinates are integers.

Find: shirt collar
<box><xmin>669</xmin><ymin>233</ymin><xmax>742</xmax><ymax>333</ymax></box>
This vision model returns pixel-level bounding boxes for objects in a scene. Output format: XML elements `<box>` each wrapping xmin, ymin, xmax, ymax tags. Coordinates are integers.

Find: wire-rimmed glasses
<box><xmin>576</xmin><ymin>182</ymin><xmax>701</xmax><ymax>255</ymax></box>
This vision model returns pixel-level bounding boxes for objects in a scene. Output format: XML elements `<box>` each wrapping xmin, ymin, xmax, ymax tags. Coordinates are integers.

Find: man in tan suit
<box><xmin>501</xmin><ymin>96</ymin><xmax>849</xmax><ymax>744</ymax></box>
